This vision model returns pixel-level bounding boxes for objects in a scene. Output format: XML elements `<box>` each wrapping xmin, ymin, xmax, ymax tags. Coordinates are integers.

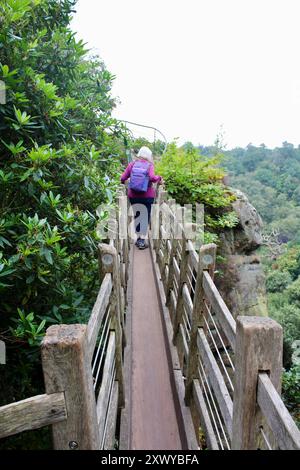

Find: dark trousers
<box><xmin>129</xmin><ymin>197</ymin><xmax>154</xmax><ymax>237</ymax></box>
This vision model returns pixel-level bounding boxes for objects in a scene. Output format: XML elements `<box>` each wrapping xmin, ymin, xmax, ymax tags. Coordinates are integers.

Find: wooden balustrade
<box><xmin>152</xmin><ymin>187</ymin><xmax>300</xmax><ymax>450</ymax></box>
<box><xmin>1</xmin><ymin>185</ymin><xmax>299</xmax><ymax>451</ymax></box>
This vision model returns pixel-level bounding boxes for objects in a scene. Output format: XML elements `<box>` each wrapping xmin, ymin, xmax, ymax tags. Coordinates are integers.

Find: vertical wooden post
<box><xmin>120</xmin><ymin>194</ymin><xmax>130</xmax><ymax>287</ymax></box>
<box><xmin>152</xmin><ymin>188</ymin><xmax>160</xmax><ymax>250</ymax></box>
<box><xmin>165</xmin><ymin>200</ymin><xmax>179</xmax><ymax>306</ymax></box>
<box><xmin>172</xmin><ymin>216</ymin><xmax>189</xmax><ymax>342</ymax></box>
<box><xmin>42</xmin><ymin>324</ymin><xmax>100</xmax><ymax>450</ymax></box>
<box><xmin>231</xmin><ymin>316</ymin><xmax>283</xmax><ymax>450</ymax></box>
<box><xmin>98</xmin><ymin>243</ymin><xmax>125</xmax><ymax>408</ymax></box>
<box><xmin>165</xmin><ymin>239</ymin><xmax>177</xmax><ymax>307</ymax></box>
<box><xmin>153</xmin><ymin>189</ymin><xmax>168</xmax><ymax>252</ymax></box>
<box><xmin>184</xmin><ymin>244</ymin><xmax>216</xmax><ymax>405</ymax></box>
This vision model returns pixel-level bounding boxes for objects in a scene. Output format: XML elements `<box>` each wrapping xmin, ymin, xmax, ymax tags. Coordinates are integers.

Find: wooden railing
<box><xmin>151</xmin><ymin>188</ymin><xmax>300</xmax><ymax>450</ymax></box>
<box><xmin>1</xmin><ymin>186</ymin><xmax>299</xmax><ymax>451</ymax></box>
<box><xmin>0</xmin><ymin>200</ymin><xmax>130</xmax><ymax>449</ymax></box>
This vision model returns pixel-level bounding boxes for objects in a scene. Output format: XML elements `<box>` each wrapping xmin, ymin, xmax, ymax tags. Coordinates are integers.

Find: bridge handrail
<box><xmin>257</xmin><ymin>372</ymin><xmax>300</xmax><ymax>450</ymax></box>
<box><xmin>152</xmin><ymin>187</ymin><xmax>300</xmax><ymax>450</ymax></box>
<box><xmin>0</xmin><ymin>393</ymin><xmax>67</xmax><ymax>440</ymax></box>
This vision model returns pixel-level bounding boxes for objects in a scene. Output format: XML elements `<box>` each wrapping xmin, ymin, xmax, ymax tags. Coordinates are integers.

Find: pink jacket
<box><xmin>121</xmin><ymin>160</ymin><xmax>162</xmax><ymax>198</ymax></box>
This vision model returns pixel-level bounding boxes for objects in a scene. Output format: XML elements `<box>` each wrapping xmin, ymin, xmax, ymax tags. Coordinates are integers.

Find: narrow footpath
<box><xmin>130</xmin><ymin>246</ymin><xmax>183</xmax><ymax>450</ymax></box>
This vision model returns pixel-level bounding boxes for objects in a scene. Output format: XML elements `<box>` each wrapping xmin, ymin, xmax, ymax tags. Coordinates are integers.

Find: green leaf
<box><xmin>42</xmin><ymin>248</ymin><xmax>53</xmax><ymax>265</ymax></box>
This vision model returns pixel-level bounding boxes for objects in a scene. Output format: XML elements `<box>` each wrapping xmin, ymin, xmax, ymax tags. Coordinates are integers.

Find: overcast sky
<box><xmin>71</xmin><ymin>0</ymin><xmax>300</xmax><ymax>149</ymax></box>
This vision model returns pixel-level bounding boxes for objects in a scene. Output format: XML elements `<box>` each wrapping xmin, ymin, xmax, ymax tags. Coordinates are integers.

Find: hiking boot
<box><xmin>138</xmin><ymin>239</ymin><xmax>148</xmax><ymax>250</ymax></box>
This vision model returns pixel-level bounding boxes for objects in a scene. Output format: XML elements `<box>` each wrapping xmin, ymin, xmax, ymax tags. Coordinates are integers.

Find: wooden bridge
<box><xmin>0</xmin><ymin>188</ymin><xmax>300</xmax><ymax>450</ymax></box>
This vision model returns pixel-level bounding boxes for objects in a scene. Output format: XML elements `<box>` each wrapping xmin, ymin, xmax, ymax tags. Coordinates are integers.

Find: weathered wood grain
<box><xmin>197</xmin><ymin>329</ymin><xmax>233</xmax><ymax>437</ymax></box>
<box><xmin>202</xmin><ymin>271</ymin><xmax>236</xmax><ymax>351</ymax></box>
<box><xmin>257</xmin><ymin>372</ymin><xmax>300</xmax><ymax>450</ymax></box>
<box><xmin>0</xmin><ymin>393</ymin><xmax>66</xmax><ymax>439</ymax></box>
<box><xmin>97</xmin><ymin>332</ymin><xmax>116</xmax><ymax>444</ymax></box>
<box><xmin>173</xmin><ymin>222</ymin><xmax>189</xmax><ymax>343</ymax></box>
<box><xmin>231</xmin><ymin>316</ymin><xmax>283</xmax><ymax>450</ymax></box>
<box><xmin>187</xmin><ymin>242</ymin><xmax>199</xmax><ymax>271</ymax></box>
<box><xmin>87</xmin><ymin>273</ymin><xmax>112</xmax><ymax>356</ymax></box>
<box><xmin>179</xmin><ymin>323</ymin><xmax>189</xmax><ymax>362</ymax></box>
<box><xmin>170</xmin><ymin>289</ymin><xmax>177</xmax><ymax>320</ymax></box>
<box><xmin>182</xmin><ymin>283</ymin><xmax>193</xmax><ymax>317</ymax></box>
<box><xmin>98</xmin><ymin>244</ymin><xmax>125</xmax><ymax>408</ymax></box>
<box><xmin>42</xmin><ymin>324</ymin><xmax>100</xmax><ymax>450</ymax></box>
<box><xmin>193</xmin><ymin>379</ymin><xmax>219</xmax><ymax>450</ymax></box>
<box><xmin>184</xmin><ymin>244</ymin><xmax>216</xmax><ymax>406</ymax></box>
<box><xmin>103</xmin><ymin>381</ymin><xmax>119</xmax><ymax>450</ymax></box>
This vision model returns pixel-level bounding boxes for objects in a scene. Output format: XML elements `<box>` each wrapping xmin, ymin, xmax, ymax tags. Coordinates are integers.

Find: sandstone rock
<box><xmin>215</xmin><ymin>189</ymin><xmax>268</xmax><ymax>319</ymax></box>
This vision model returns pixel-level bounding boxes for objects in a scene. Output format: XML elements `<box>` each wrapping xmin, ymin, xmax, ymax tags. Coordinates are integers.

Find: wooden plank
<box><xmin>119</xmin><ymin>238</ymin><xmax>124</xmax><ymax>256</ymax></box>
<box><xmin>97</xmin><ymin>332</ymin><xmax>116</xmax><ymax>443</ymax></box>
<box><xmin>163</xmin><ymin>265</ymin><xmax>169</xmax><ymax>291</ymax></box>
<box><xmin>187</xmin><ymin>241</ymin><xmax>199</xmax><ymax>271</ymax></box>
<box><xmin>0</xmin><ymin>393</ymin><xmax>66</xmax><ymax>439</ymax></box>
<box><xmin>197</xmin><ymin>329</ymin><xmax>233</xmax><ymax>437</ymax></box>
<box><xmin>158</xmin><ymin>248</ymin><xmax>164</xmax><ymax>266</ymax></box>
<box><xmin>42</xmin><ymin>324</ymin><xmax>100</xmax><ymax>450</ymax></box>
<box><xmin>161</xmin><ymin>201</ymin><xmax>176</xmax><ymax>220</ymax></box>
<box><xmin>193</xmin><ymin>379</ymin><xmax>219</xmax><ymax>450</ymax></box>
<box><xmin>179</xmin><ymin>323</ymin><xmax>189</xmax><ymax>362</ymax></box>
<box><xmin>98</xmin><ymin>244</ymin><xmax>125</xmax><ymax>408</ymax></box>
<box><xmin>165</xmin><ymin>225</ymin><xmax>177</xmax><ymax>307</ymax></box>
<box><xmin>170</xmin><ymin>289</ymin><xmax>177</xmax><ymax>319</ymax></box>
<box><xmin>202</xmin><ymin>301</ymin><xmax>231</xmax><ymax>352</ymax></box>
<box><xmin>119</xmin><ymin>255</ymin><xmax>124</xmax><ymax>287</ymax></box>
<box><xmin>160</xmin><ymin>224</ymin><xmax>168</xmax><ymax>239</ymax></box>
<box><xmin>184</xmin><ymin>244</ymin><xmax>217</xmax><ymax>405</ymax></box>
<box><xmin>87</xmin><ymin>273</ymin><xmax>113</xmax><ymax>355</ymax></box>
<box><xmin>150</xmin><ymin>232</ymin><xmax>198</xmax><ymax>450</ymax></box>
<box><xmin>122</xmin><ymin>263</ymin><xmax>126</xmax><ymax>289</ymax></box>
<box><xmin>165</xmin><ymin>265</ymin><xmax>169</xmax><ymax>282</ymax></box>
<box><xmin>257</xmin><ymin>372</ymin><xmax>300</xmax><ymax>450</ymax></box>
<box><xmin>173</xmin><ymin>226</ymin><xmax>189</xmax><ymax>341</ymax></box>
<box><xmin>103</xmin><ymin>381</ymin><xmax>119</xmax><ymax>450</ymax></box>
<box><xmin>232</xmin><ymin>317</ymin><xmax>283</xmax><ymax>450</ymax></box>
<box><xmin>172</xmin><ymin>370</ymin><xmax>198</xmax><ymax>450</ymax></box>
<box><xmin>182</xmin><ymin>284</ymin><xmax>193</xmax><ymax>317</ymax></box>
<box><xmin>202</xmin><ymin>271</ymin><xmax>236</xmax><ymax>351</ymax></box>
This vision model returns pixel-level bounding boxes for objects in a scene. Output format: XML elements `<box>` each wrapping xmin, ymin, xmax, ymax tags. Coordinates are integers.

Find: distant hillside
<box><xmin>222</xmin><ymin>143</ymin><xmax>300</xmax><ymax>243</ymax></box>
<box><xmin>197</xmin><ymin>142</ymin><xmax>300</xmax><ymax>422</ymax></box>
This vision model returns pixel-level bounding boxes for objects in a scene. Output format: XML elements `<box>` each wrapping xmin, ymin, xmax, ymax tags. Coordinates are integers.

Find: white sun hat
<box><xmin>137</xmin><ymin>146</ymin><xmax>153</xmax><ymax>163</ymax></box>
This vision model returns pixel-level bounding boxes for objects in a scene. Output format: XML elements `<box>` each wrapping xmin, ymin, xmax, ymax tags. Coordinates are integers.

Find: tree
<box><xmin>0</xmin><ymin>0</ymin><xmax>126</xmax><ymax>448</ymax></box>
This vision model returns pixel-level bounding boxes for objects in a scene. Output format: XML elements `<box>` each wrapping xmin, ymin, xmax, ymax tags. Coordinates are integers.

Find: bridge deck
<box><xmin>129</xmin><ymin>246</ymin><xmax>183</xmax><ymax>450</ymax></box>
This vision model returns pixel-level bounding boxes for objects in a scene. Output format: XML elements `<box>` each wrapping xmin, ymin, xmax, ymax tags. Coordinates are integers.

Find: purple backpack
<box><xmin>129</xmin><ymin>161</ymin><xmax>151</xmax><ymax>192</ymax></box>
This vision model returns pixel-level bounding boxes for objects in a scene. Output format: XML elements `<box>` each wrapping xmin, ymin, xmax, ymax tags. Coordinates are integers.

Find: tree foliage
<box><xmin>223</xmin><ymin>143</ymin><xmax>300</xmax><ymax>242</ymax></box>
<box><xmin>156</xmin><ymin>142</ymin><xmax>239</xmax><ymax>244</ymax></box>
<box><xmin>0</xmin><ymin>1</ymin><xmax>125</xmax><ymax>447</ymax></box>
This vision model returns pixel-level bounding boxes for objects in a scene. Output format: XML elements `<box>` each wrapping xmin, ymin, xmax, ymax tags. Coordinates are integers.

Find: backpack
<box><xmin>129</xmin><ymin>161</ymin><xmax>151</xmax><ymax>192</ymax></box>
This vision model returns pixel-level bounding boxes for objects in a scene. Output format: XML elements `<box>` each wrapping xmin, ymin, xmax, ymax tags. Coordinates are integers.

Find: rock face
<box><xmin>215</xmin><ymin>188</ymin><xmax>268</xmax><ymax>319</ymax></box>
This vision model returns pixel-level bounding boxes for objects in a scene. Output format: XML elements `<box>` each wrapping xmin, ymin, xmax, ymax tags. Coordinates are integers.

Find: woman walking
<box><xmin>121</xmin><ymin>146</ymin><xmax>163</xmax><ymax>250</ymax></box>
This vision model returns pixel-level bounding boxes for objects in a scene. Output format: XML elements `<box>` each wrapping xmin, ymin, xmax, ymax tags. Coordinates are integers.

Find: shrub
<box><xmin>266</xmin><ymin>271</ymin><xmax>293</xmax><ymax>293</ymax></box>
<box><xmin>287</xmin><ymin>277</ymin><xmax>300</xmax><ymax>304</ymax></box>
<box><xmin>282</xmin><ymin>364</ymin><xmax>300</xmax><ymax>427</ymax></box>
<box><xmin>0</xmin><ymin>0</ymin><xmax>126</xmax><ymax>450</ymax></box>
<box><xmin>156</xmin><ymin>142</ymin><xmax>238</xmax><ymax>243</ymax></box>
